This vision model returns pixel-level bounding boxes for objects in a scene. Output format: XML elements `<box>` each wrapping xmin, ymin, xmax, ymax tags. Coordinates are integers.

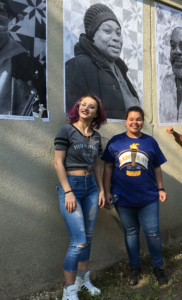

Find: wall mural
<box><xmin>155</xmin><ymin>3</ymin><xmax>182</xmax><ymax>126</ymax></box>
<box><xmin>0</xmin><ymin>0</ymin><xmax>48</xmax><ymax>121</ymax></box>
<box><xmin>63</xmin><ymin>0</ymin><xmax>143</xmax><ymax>122</ymax></box>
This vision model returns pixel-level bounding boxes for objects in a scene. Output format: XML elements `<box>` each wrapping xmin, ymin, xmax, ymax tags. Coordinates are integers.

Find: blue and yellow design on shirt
<box><xmin>118</xmin><ymin>143</ymin><xmax>149</xmax><ymax>176</ymax></box>
<box><xmin>101</xmin><ymin>133</ymin><xmax>167</xmax><ymax>207</ymax></box>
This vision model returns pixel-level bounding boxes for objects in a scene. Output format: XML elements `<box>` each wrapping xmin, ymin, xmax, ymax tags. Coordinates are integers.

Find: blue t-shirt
<box><xmin>101</xmin><ymin>132</ymin><xmax>167</xmax><ymax>207</ymax></box>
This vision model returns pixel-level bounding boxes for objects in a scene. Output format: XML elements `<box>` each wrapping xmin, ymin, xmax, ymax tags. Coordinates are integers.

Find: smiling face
<box><xmin>126</xmin><ymin>111</ymin><xmax>144</xmax><ymax>137</ymax></box>
<box><xmin>78</xmin><ymin>96</ymin><xmax>98</xmax><ymax>121</ymax></box>
<box><xmin>170</xmin><ymin>27</ymin><xmax>182</xmax><ymax>78</ymax></box>
<box><xmin>93</xmin><ymin>20</ymin><xmax>122</xmax><ymax>62</ymax></box>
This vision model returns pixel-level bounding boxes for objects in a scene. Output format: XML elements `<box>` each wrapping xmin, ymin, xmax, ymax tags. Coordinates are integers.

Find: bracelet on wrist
<box><xmin>158</xmin><ymin>188</ymin><xmax>165</xmax><ymax>191</ymax></box>
<box><xmin>65</xmin><ymin>190</ymin><xmax>73</xmax><ymax>194</ymax></box>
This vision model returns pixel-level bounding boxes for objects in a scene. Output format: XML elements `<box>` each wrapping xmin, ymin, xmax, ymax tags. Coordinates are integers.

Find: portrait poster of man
<box><xmin>63</xmin><ymin>0</ymin><xmax>143</xmax><ymax>122</ymax></box>
<box><xmin>155</xmin><ymin>3</ymin><xmax>182</xmax><ymax>126</ymax></box>
<box><xmin>0</xmin><ymin>0</ymin><xmax>48</xmax><ymax>121</ymax></box>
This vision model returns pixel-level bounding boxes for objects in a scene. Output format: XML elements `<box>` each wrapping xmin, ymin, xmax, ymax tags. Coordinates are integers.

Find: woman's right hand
<box><xmin>65</xmin><ymin>192</ymin><xmax>77</xmax><ymax>213</ymax></box>
<box><xmin>104</xmin><ymin>192</ymin><xmax>112</xmax><ymax>209</ymax></box>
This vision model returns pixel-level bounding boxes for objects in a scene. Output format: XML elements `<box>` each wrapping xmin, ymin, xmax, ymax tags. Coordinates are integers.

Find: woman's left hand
<box><xmin>159</xmin><ymin>191</ymin><xmax>167</xmax><ymax>202</ymax></box>
<box><xmin>98</xmin><ymin>190</ymin><xmax>105</xmax><ymax>209</ymax></box>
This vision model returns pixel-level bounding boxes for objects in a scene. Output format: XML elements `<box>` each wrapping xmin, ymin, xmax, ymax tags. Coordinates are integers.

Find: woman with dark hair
<box><xmin>54</xmin><ymin>95</ymin><xmax>107</xmax><ymax>300</ymax></box>
<box><xmin>102</xmin><ymin>106</ymin><xmax>168</xmax><ymax>286</ymax></box>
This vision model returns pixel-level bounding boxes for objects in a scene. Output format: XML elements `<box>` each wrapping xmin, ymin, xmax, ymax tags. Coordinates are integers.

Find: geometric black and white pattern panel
<box><xmin>10</xmin><ymin>0</ymin><xmax>46</xmax><ymax>68</ymax></box>
<box><xmin>63</xmin><ymin>0</ymin><xmax>143</xmax><ymax>120</ymax></box>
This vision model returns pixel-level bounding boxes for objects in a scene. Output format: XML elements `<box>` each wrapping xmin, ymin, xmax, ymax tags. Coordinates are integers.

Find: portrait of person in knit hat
<box><xmin>65</xmin><ymin>3</ymin><xmax>140</xmax><ymax>120</ymax></box>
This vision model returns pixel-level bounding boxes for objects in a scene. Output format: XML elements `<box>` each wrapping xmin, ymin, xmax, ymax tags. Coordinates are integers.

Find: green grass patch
<box><xmin>54</xmin><ymin>246</ymin><xmax>182</xmax><ymax>300</ymax></box>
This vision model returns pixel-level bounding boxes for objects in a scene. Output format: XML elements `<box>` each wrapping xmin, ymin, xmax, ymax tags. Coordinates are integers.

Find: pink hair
<box><xmin>67</xmin><ymin>95</ymin><xmax>107</xmax><ymax>130</ymax></box>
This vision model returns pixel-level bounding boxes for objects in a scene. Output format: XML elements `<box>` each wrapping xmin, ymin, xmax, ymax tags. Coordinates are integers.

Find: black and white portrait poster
<box><xmin>0</xmin><ymin>0</ymin><xmax>48</xmax><ymax>121</ymax></box>
<box><xmin>155</xmin><ymin>3</ymin><xmax>182</xmax><ymax>126</ymax></box>
<box><xmin>63</xmin><ymin>0</ymin><xmax>143</xmax><ymax>122</ymax></box>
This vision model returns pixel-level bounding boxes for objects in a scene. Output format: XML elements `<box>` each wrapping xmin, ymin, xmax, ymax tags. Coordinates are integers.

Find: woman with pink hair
<box><xmin>54</xmin><ymin>95</ymin><xmax>107</xmax><ymax>300</ymax></box>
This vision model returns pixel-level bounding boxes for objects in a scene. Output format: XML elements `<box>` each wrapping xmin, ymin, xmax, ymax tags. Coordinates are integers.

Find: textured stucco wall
<box><xmin>1</xmin><ymin>0</ymin><xmax>182</xmax><ymax>299</ymax></box>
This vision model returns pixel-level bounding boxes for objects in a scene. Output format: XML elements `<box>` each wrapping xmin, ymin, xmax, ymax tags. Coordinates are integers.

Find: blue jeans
<box><xmin>57</xmin><ymin>173</ymin><xmax>99</xmax><ymax>272</ymax></box>
<box><xmin>116</xmin><ymin>200</ymin><xmax>163</xmax><ymax>268</ymax></box>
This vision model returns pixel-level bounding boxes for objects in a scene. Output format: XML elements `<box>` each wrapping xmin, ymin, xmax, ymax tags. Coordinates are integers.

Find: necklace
<box><xmin>76</xmin><ymin>123</ymin><xmax>92</xmax><ymax>156</ymax></box>
<box><xmin>85</xmin><ymin>135</ymin><xmax>92</xmax><ymax>156</ymax></box>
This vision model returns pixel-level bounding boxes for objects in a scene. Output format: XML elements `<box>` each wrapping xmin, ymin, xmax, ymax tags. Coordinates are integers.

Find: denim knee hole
<box><xmin>75</xmin><ymin>204</ymin><xmax>83</xmax><ymax>218</ymax></box>
<box><xmin>86</xmin><ymin>228</ymin><xmax>93</xmax><ymax>244</ymax></box>
<box><xmin>77</xmin><ymin>243</ymin><xmax>86</xmax><ymax>248</ymax></box>
<box><xmin>151</xmin><ymin>233</ymin><xmax>161</xmax><ymax>241</ymax></box>
<box><xmin>80</xmin><ymin>225</ymin><xmax>84</xmax><ymax>232</ymax></box>
<box><xmin>124</xmin><ymin>227</ymin><xmax>139</xmax><ymax>236</ymax></box>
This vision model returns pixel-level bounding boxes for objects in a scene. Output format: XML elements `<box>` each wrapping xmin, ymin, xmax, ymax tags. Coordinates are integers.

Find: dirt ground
<box><xmin>16</xmin><ymin>242</ymin><xmax>182</xmax><ymax>300</ymax></box>
<box><xmin>84</xmin><ymin>243</ymin><xmax>182</xmax><ymax>300</ymax></box>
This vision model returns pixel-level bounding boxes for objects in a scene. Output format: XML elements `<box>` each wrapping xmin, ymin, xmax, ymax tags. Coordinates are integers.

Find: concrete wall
<box><xmin>1</xmin><ymin>0</ymin><xmax>182</xmax><ymax>299</ymax></box>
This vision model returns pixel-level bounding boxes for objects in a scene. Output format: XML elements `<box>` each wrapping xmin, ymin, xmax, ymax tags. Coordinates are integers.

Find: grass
<box><xmin>50</xmin><ymin>246</ymin><xmax>182</xmax><ymax>300</ymax></box>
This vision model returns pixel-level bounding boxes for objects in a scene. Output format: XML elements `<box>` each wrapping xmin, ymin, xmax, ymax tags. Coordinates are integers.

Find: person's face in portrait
<box><xmin>170</xmin><ymin>28</ymin><xmax>182</xmax><ymax>78</ymax></box>
<box><xmin>78</xmin><ymin>96</ymin><xmax>98</xmax><ymax>121</ymax></box>
<box><xmin>126</xmin><ymin>111</ymin><xmax>144</xmax><ymax>136</ymax></box>
<box><xmin>93</xmin><ymin>20</ymin><xmax>122</xmax><ymax>62</ymax></box>
<box><xmin>0</xmin><ymin>16</ymin><xmax>9</xmax><ymax>48</ymax></box>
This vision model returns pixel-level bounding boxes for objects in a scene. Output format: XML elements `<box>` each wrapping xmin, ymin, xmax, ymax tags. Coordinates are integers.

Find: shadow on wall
<box><xmin>169</xmin><ymin>0</ymin><xmax>182</xmax><ymax>8</ymax></box>
<box><xmin>97</xmin><ymin>170</ymin><xmax>182</xmax><ymax>260</ymax></box>
<box><xmin>1</xmin><ymin>99</ymin><xmax>182</xmax><ymax>300</ymax></box>
<box><xmin>0</xmin><ymin>2</ymin><xmax>66</xmax><ymax>299</ymax></box>
<box><xmin>1</xmin><ymin>122</ymin><xmax>182</xmax><ymax>300</ymax></box>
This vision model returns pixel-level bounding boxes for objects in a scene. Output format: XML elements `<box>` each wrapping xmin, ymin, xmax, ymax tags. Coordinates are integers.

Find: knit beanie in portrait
<box><xmin>84</xmin><ymin>3</ymin><xmax>121</xmax><ymax>38</ymax></box>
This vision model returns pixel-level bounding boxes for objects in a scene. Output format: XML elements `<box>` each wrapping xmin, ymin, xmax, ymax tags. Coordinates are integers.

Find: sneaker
<box><xmin>153</xmin><ymin>267</ymin><xmax>168</xmax><ymax>285</ymax></box>
<box><xmin>75</xmin><ymin>271</ymin><xmax>101</xmax><ymax>296</ymax></box>
<box><xmin>128</xmin><ymin>267</ymin><xmax>142</xmax><ymax>285</ymax></box>
<box><xmin>62</xmin><ymin>284</ymin><xmax>79</xmax><ymax>300</ymax></box>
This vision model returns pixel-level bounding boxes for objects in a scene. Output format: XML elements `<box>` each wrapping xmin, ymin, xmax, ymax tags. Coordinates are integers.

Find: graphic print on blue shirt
<box><xmin>119</xmin><ymin>143</ymin><xmax>149</xmax><ymax>175</ymax></box>
<box><xmin>101</xmin><ymin>133</ymin><xmax>167</xmax><ymax>207</ymax></box>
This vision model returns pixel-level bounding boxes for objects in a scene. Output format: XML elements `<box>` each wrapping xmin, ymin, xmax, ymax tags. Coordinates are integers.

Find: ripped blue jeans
<box><xmin>57</xmin><ymin>173</ymin><xmax>98</xmax><ymax>272</ymax></box>
<box><xmin>116</xmin><ymin>200</ymin><xmax>163</xmax><ymax>269</ymax></box>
